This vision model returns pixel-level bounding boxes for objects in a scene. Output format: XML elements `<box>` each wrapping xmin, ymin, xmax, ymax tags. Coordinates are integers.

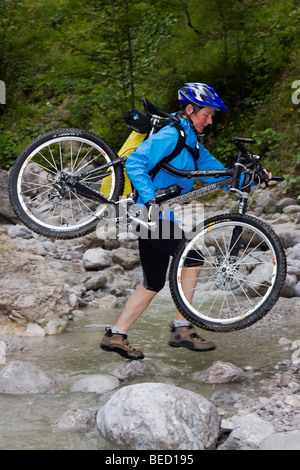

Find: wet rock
<box><xmin>0</xmin><ymin>360</ymin><xmax>58</xmax><ymax>394</ymax></box>
<box><xmin>71</xmin><ymin>374</ymin><xmax>120</xmax><ymax>394</ymax></box>
<box><xmin>204</xmin><ymin>361</ymin><xmax>246</xmax><ymax>384</ymax></box>
<box><xmin>97</xmin><ymin>382</ymin><xmax>220</xmax><ymax>450</ymax></box>
<box><xmin>111</xmin><ymin>360</ymin><xmax>155</xmax><ymax>380</ymax></box>
<box><xmin>91</xmin><ymin>294</ymin><xmax>118</xmax><ymax>309</ymax></box>
<box><xmin>54</xmin><ymin>408</ymin><xmax>97</xmax><ymax>430</ymax></box>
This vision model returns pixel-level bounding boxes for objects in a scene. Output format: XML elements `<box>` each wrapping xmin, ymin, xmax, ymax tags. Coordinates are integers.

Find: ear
<box><xmin>185</xmin><ymin>104</ymin><xmax>194</xmax><ymax>116</ymax></box>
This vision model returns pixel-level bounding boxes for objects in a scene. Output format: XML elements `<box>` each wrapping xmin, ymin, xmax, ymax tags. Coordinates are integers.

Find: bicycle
<box><xmin>9</xmin><ymin>98</ymin><xmax>287</xmax><ymax>332</ymax></box>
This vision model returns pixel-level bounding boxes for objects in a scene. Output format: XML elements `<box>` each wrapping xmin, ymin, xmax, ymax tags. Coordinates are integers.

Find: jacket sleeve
<box><xmin>196</xmin><ymin>144</ymin><xmax>228</xmax><ymax>184</ymax></box>
<box><xmin>125</xmin><ymin>125</ymin><xmax>179</xmax><ymax>204</ymax></box>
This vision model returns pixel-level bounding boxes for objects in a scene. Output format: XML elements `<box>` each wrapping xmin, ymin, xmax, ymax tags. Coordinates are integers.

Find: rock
<box><xmin>278</xmin><ymin>197</ymin><xmax>298</xmax><ymax>208</ymax></box>
<box><xmin>71</xmin><ymin>374</ymin><xmax>120</xmax><ymax>394</ymax></box>
<box><xmin>84</xmin><ymin>273</ymin><xmax>107</xmax><ymax>291</ymax></box>
<box><xmin>286</xmin><ymin>243</ymin><xmax>300</xmax><ymax>261</ymax></box>
<box><xmin>110</xmin><ymin>247</ymin><xmax>140</xmax><ymax>270</ymax></box>
<box><xmin>294</xmin><ymin>280</ymin><xmax>300</xmax><ymax>297</ymax></box>
<box><xmin>282</xmin><ymin>205</ymin><xmax>300</xmax><ymax>215</ymax></box>
<box><xmin>0</xmin><ymin>360</ymin><xmax>58</xmax><ymax>394</ymax></box>
<box><xmin>54</xmin><ymin>408</ymin><xmax>97</xmax><ymax>430</ymax></box>
<box><xmin>82</xmin><ymin>247</ymin><xmax>112</xmax><ymax>270</ymax></box>
<box><xmin>259</xmin><ymin>430</ymin><xmax>300</xmax><ymax>450</ymax></box>
<box><xmin>291</xmin><ymin>349</ymin><xmax>300</xmax><ymax>366</ymax></box>
<box><xmin>97</xmin><ymin>382</ymin><xmax>220</xmax><ymax>450</ymax></box>
<box><xmin>0</xmin><ymin>233</ymin><xmax>70</xmax><ymax>335</ymax></box>
<box><xmin>111</xmin><ymin>360</ymin><xmax>155</xmax><ymax>380</ymax></box>
<box><xmin>204</xmin><ymin>361</ymin><xmax>246</xmax><ymax>384</ymax></box>
<box><xmin>0</xmin><ymin>170</ymin><xmax>19</xmax><ymax>224</ymax></box>
<box><xmin>6</xmin><ymin>224</ymin><xmax>33</xmax><ymax>239</ymax></box>
<box><xmin>0</xmin><ymin>340</ymin><xmax>6</xmax><ymax>364</ymax></box>
<box><xmin>291</xmin><ymin>340</ymin><xmax>300</xmax><ymax>351</ymax></box>
<box><xmin>281</xmin><ymin>274</ymin><xmax>298</xmax><ymax>298</ymax></box>
<box><xmin>256</xmin><ymin>192</ymin><xmax>278</xmax><ymax>214</ymax></box>
<box><xmin>218</xmin><ymin>413</ymin><xmax>275</xmax><ymax>450</ymax></box>
<box><xmin>91</xmin><ymin>294</ymin><xmax>118</xmax><ymax>309</ymax></box>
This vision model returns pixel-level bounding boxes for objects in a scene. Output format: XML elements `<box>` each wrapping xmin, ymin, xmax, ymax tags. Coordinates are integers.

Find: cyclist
<box><xmin>100</xmin><ymin>83</ymin><xmax>248</xmax><ymax>359</ymax></box>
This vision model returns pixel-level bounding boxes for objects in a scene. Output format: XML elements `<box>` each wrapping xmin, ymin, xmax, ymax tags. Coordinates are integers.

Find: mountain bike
<box><xmin>9</xmin><ymin>98</ymin><xmax>287</xmax><ymax>332</ymax></box>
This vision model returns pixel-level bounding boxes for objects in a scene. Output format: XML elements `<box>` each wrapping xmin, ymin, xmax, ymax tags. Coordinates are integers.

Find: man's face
<box><xmin>187</xmin><ymin>105</ymin><xmax>215</xmax><ymax>133</ymax></box>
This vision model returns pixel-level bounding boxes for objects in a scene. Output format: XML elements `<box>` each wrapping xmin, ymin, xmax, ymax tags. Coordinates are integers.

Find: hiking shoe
<box><xmin>100</xmin><ymin>327</ymin><xmax>144</xmax><ymax>360</ymax></box>
<box><xmin>169</xmin><ymin>325</ymin><xmax>216</xmax><ymax>352</ymax></box>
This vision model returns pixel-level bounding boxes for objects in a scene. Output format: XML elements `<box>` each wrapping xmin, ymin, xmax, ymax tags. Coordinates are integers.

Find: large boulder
<box><xmin>97</xmin><ymin>382</ymin><xmax>220</xmax><ymax>450</ymax></box>
<box><xmin>0</xmin><ymin>360</ymin><xmax>58</xmax><ymax>394</ymax></box>
<box><xmin>0</xmin><ymin>232</ymin><xmax>70</xmax><ymax>335</ymax></box>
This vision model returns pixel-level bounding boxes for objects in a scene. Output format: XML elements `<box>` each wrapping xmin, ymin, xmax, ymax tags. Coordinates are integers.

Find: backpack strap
<box><xmin>148</xmin><ymin>123</ymin><xmax>198</xmax><ymax>180</ymax></box>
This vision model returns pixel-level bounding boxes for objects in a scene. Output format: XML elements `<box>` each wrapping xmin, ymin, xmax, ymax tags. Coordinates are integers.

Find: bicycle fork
<box><xmin>229</xmin><ymin>173</ymin><xmax>252</xmax><ymax>258</ymax></box>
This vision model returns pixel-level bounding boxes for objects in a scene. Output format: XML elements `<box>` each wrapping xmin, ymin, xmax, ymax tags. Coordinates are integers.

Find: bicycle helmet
<box><xmin>178</xmin><ymin>82</ymin><xmax>227</xmax><ymax>111</ymax></box>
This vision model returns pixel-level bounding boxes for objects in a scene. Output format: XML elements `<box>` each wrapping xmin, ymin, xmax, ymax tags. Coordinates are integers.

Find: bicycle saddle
<box><xmin>142</xmin><ymin>97</ymin><xmax>180</xmax><ymax>123</ymax></box>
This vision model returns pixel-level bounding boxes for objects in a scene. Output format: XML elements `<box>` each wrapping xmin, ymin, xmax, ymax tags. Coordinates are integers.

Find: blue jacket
<box><xmin>125</xmin><ymin>115</ymin><xmax>226</xmax><ymax>205</ymax></box>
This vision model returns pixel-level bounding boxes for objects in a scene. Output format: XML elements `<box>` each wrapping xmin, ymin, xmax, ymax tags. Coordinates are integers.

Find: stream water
<box><xmin>0</xmin><ymin>296</ymin><xmax>299</xmax><ymax>450</ymax></box>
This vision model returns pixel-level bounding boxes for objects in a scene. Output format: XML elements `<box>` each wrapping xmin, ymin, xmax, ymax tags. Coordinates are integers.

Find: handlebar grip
<box><xmin>270</xmin><ymin>176</ymin><xmax>284</xmax><ymax>181</ymax></box>
<box><xmin>231</xmin><ymin>137</ymin><xmax>256</xmax><ymax>144</ymax></box>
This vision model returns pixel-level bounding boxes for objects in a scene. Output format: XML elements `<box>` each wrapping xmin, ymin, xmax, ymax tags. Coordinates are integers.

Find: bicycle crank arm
<box><xmin>128</xmin><ymin>214</ymin><xmax>157</xmax><ymax>232</ymax></box>
<box><xmin>73</xmin><ymin>180</ymin><xmax>117</xmax><ymax>206</ymax></box>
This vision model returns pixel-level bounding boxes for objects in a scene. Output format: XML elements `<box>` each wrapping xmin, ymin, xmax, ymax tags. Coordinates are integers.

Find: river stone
<box><xmin>71</xmin><ymin>374</ymin><xmax>120</xmax><ymax>394</ymax></box>
<box><xmin>97</xmin><ymin>382</ymin><xmax>220</xmax><ymax>450</ymax></box>
<box><xmin>54</xmin><ymin>408</ymin><xmax>97</xmax><ymax>430</ymax></box>
<box><xmin>204</xmin><ymin>361</ymin><xmax>246</xmax><ymax>384</ymax></box>
<box><xmin>82</xmin><ymin>247</ymin><xmax>112</xmax><ymax>270</ymax></box>
<box><xmin>110</xmin><ymin>247</ymin><xmax>140</xmax><ymax>270</ymax></box>
<box><xmin>256</xmin><ymin>192</ymin><xmax>278</xmax><ymax>214</ymax></box>
<box><xmin>111</xmin><ymin>360</ymin><xmax>155</xmax><ymax>380</ymax></box>
<box><xmin>259</xmin><ymin>430</ymin><xmax>300</xmax><ymax>450</ymax></box>
<box><xmin>0</xmin><ymin>341</ymin><xmax>6</xmax><ymax>364</ymax></box>
<box><xmin>0</xmin><ymin>360</ymin><xmax>58</xmax><ymax>394</ymax></box>
<box><xmin>218</xmin><ymin>413</ymin><xmax>276</xmax><ymax>450</ymax></box>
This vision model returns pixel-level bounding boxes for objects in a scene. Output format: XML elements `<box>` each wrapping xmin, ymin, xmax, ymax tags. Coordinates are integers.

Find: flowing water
<box><xmin>0</xmin><ymin>295</ymin><xmax>299</xmax><ymax>450</ymax></box>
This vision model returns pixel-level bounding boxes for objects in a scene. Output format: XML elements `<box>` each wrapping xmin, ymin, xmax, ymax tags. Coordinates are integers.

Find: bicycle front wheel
<box><xmin>9</xmin><ymin>129</ymin><xmax>124</xmax><ymax>239</ymax></box>
<box><xmin>170</xmin><ymin>213</ymin><xmax>287</xmax><ymax>332</ymax></box>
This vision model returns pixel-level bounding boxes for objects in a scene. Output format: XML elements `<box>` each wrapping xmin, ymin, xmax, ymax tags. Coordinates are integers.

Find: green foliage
<box><xmin>0</xmin><ymin>0</ymin><xmax>299</xmax><ymax>198</ymax></box>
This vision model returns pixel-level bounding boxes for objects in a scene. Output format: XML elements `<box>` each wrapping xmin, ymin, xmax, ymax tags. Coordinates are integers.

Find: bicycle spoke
<box><xmin>175</xmin><ymin>217</ymin><xmax>280</xmax><ymax>327</ymax></box>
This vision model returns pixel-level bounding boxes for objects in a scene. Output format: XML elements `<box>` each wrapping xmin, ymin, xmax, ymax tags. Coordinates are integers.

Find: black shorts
<box><xmin>138</xmin><ymin>219</ymin><xmax>204</xmax><ymax>293</ymax></box>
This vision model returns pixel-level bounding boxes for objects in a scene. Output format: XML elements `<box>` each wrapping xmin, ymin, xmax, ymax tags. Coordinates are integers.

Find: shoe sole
<box><xmin>100</xmin><ymin>343</ymin><xmax>144</xmax><ymax>360</ymax></box>
<box><xmin>168</xmin><ymin>341</ymin><xmax>216</xmax><ymax>352</ymax></box>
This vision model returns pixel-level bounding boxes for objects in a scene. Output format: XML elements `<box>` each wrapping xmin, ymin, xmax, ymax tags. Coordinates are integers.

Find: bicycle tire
<box><xmin>169</xmin><ymin>213</ymin><xmax>287</xmax><ymax>332</ymax></box>
<box><xmin>9</xmin><ymin>128</ymin><xmax>124</xmax><ymax>239</ymax></box>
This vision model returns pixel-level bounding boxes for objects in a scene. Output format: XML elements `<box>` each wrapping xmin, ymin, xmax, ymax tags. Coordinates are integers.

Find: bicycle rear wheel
<box><xmin>9</xmin><ymin>129</ymin><xmax>124</xmax><ymax>239</ymax></box>
<box><xmin>169</xmin><ymin>213</ymin><xmax>287</xmax><ymax>332</ymax></box>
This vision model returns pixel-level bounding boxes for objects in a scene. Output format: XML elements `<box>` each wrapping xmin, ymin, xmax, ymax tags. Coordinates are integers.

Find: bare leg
<box><xmin>175</xmin><ymin>266</ymin><xmax>201</xmax><ymax>320</ymax></box>
<box><xmin>115</xmin><ymin>285</ymin><xmax>157</xmax><ymax>331</ymax></box>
